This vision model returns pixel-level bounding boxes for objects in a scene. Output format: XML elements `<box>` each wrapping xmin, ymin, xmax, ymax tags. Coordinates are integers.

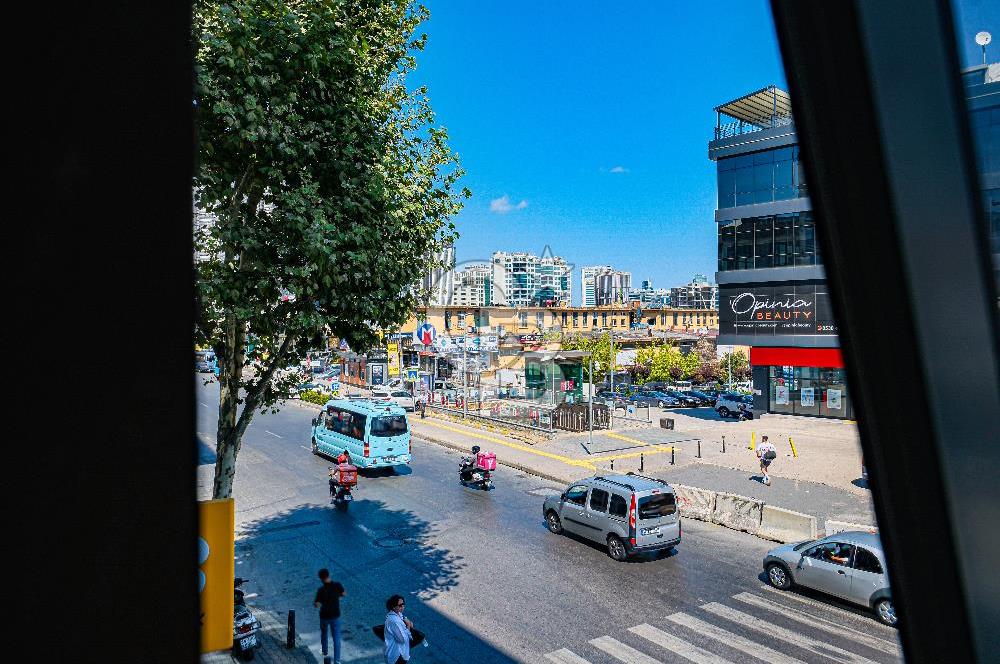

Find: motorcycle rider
<box><xmin>460</xmin><ymin>445</ymin><xmax>481</xmax><ymax>482</ymax></box>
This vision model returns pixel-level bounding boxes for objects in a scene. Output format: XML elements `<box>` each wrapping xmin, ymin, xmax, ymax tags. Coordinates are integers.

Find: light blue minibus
<box><xmin>310</xmin><ymin>398</ymin><xmax>411</xmax><ymax>469</ymax></box>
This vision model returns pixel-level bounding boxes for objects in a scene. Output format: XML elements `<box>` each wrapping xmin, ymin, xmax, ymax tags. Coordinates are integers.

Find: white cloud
<box><xmin>609</xmin><ymin>165</ymin><xmax>629</xmax><ymax>173</ymax></box>
<box><xmin>489</xmin><ymin>195</ymin><xmax>529</xmax><ymax>214</ymax></box>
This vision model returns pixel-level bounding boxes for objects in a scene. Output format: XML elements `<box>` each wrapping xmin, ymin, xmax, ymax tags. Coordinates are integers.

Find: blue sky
<box><xmin>411</xmin><ymin>1</ymin><xmax>996</xmax><ymax>305</ymax></box>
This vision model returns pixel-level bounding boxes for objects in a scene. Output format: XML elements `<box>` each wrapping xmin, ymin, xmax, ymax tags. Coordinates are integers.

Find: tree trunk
<box><xmin>213</xmin><ymin>317</ymin><xmax>245</xmax><ymax>498</ymax></box>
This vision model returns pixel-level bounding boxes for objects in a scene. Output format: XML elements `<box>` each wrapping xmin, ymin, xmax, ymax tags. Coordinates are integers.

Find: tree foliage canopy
<box><xmin>193</xmin><ymin>0</ymin><xmax>467</xmax><ymax>496</ymax></box>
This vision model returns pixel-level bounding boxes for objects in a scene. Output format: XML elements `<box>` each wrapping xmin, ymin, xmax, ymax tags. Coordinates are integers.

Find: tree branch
<box><xmin>233</xmin><ymin>331</ymin><xmax>298</xmax><ymax>438</ymax></box>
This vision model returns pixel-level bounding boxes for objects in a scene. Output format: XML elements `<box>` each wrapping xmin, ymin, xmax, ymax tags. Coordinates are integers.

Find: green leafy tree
<box><xmin>560</xmin><ymin>332</ymin><xmax>613</xmax><ymax>382</ymax></box>
<box><xmin>720</xmin><ymin>349</ymin><xmax>751</xmax><ymax>383</ymax></box>
<box><xmin>194</xmin><ymin>0</ymin><xmax>468</xmax><ymax>498</ymax></box>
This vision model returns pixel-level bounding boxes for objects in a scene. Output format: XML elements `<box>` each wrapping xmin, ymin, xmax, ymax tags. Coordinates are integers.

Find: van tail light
<box><xmin>363</xmin><ymin>441</ymin><xmax>370</xmax><ymax>457</ymax></box>
<box><xmin>629</xmin><ymin>494</ymin><xmax>637</xmax><ymax>546</ymax></box>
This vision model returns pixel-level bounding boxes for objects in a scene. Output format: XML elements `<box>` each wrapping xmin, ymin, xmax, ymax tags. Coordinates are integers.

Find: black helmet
<box><xmin>471</xmin><ymin>445</ymin><xmax>481</xmax><ymax>454</ymax></box>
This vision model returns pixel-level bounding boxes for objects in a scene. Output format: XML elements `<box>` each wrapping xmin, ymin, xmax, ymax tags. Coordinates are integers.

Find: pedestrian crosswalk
<box><xmin>543</xmin><ymin>587</ymin><xmax>901</xmax><ymax>664</ymax></box>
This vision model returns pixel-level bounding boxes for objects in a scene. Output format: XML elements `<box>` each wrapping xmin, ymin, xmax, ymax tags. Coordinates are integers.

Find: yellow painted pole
<box><xmin>749</xmin><ymin>431</ymin><xmax>756</xmax><ymax>451</ymax></box>
<box><xmin>789</xmin><ymin>436</ymin><xmax>798</xmax><ymax>458</ymax></box>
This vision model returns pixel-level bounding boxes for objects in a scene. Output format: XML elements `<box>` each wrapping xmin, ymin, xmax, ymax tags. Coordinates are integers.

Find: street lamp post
<box><xmin>609</xmin><ymin>327</ymin><xmax>615</xmax><ymax>429</ymax></box>
<box><xmin>588</xmin><ymin>354</ymin><xmax>594</xmax><ymax>449</ymax></box>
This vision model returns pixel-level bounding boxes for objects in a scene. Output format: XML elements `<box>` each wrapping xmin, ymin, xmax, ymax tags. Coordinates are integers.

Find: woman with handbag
<box><xmin>382</xmin><ymin>594</ymin><xmax>428</xmax><ymax>663</ymax></box>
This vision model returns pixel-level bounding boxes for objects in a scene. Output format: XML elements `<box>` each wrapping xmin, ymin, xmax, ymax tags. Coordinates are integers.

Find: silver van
<box><xmin>543</xmin><ymin>473</ymin><xmax>681</xmax><ymax>561</ymax></box>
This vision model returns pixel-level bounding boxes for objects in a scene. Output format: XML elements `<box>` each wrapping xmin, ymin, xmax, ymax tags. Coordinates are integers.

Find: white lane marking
<box><xmin>590</xmin><ymin>636</ymin><xmax>663</xmax><ymax>664</ymax></box>
<box><xmin>629</xmin><ymin>624</ymin><xmax>734</xmax><ymax>664</ymax></box>
<box><xmin>299</xmin><ymin>445</ymin><xmax>312</xmax><ymax>452</ymax></box>
<box><xmin>545</xmin><ymin>649</ymin><xmax>593</xmax><ymax>664</ymax></box>
<box><xmin>357</xmin><ymin>524</ymin><xmax>374</xmax><ymax>536</ymax></box>
<box><xmin>701</xmin><ymin>602</ymin><xmax>879</xmax><ymax>664</ymax></box>
<box><xmin>666</xmin><ymin>612</ymin><xmax>806</xmax><ymax>664</ymax></box>
<box><xmin>264</xmin><ymin>430</ymin><xmax>282</xmax><ymax>438</ymax></box>
<box><xmin>757</xmin><ymin>586</ymin><xmax>899</xmax><ymax>636</ymax></box>
<box><xmin>528</xmin><ymin>488</ymin><xmax>562</xmax><ymax>496</ymax></box>
<box><xmin>733</xmin><ymin>592</ymin><xmax>900</xmax><ymax>655</ymax></box>
<box><xmin>199</xmin><ymin>402</ymin><xmax>210</xmax><ymax>408</ymax></box>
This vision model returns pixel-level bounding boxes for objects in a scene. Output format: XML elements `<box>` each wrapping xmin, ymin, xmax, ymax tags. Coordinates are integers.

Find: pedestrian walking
<box><xmin>756</xmin><ymin>435</ymin><xmax>778</xmax><ymax>485</ymax></box>
<box><xmin>314</xmin><ymin>568</ymin><xmax>345</xmax><ymax>663</ymax></box>
<box><xmin>383</xmin><ymin>595</ymin><xmax>412</xmax><ymax>664</ymax></box>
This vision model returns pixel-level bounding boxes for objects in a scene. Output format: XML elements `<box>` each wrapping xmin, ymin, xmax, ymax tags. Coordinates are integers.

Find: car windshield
<box><xmin>637</xmin><ymin>493</ymin><xmax>676</xmax><ymax>519</ymax></box>
<box><xmin>370</xmin><ymin>415</ymin><xmax>408</xmax><ymax>437</ymax></box>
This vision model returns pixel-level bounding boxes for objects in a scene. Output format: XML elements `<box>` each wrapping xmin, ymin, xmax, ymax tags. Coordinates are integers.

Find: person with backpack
<box><xmin>756</xmin><ymin>435</ymin><xmax>778</xmax><ymax>485</ymax></box>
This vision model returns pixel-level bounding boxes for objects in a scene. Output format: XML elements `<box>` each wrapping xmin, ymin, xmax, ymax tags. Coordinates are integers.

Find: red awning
<box><xmin>750</xmin><ymin>347</ymin><xmax>844</xmax><ymax>368</ymax></box>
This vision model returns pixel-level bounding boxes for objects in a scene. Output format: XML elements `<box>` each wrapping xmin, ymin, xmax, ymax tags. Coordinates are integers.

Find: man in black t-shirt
<box><xmin>314</xmin><ymin>568</ymin><xmax>346</xmax><ymax>663</ymax></box>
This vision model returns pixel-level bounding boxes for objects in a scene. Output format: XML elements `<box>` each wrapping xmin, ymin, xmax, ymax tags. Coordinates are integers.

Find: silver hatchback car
<box><xmin>763</xmin><ymin>531</ymin><xmax>896</xmax><ymax>626</ymax></box>
<box><xmin>543</xmin><ymin>473</ymin><xmax>681</xmax><ymax>561</ymax></box>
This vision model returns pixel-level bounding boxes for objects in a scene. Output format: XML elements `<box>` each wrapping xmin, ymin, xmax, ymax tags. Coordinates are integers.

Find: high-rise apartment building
<box><xmin>420</xmin><ymin>242</ymin><xmax>455</xmax><ymax>306</ymax></box>
<box><xmin>670</xmin><ymin>274</ymin><xmax>719</xmax><ymax>309</ymax></box>
<box><xmin>451</xmin><ymin>264</ymin><xmax>493</xmax><ymax>307</ymax></box>
<box><xmin>491</xmin><ymin>251</ymin><xmax>572</xmax><ymax>307</ymax></box>
<box><xmin>594</xmin><ymin>270</ymin><xmax>632</xmax><ymax>305</ymax></box>
<box><xmin>581</xmin><ymin>265</ymin><xmax>612</xmax><ymax>307</ymax></box>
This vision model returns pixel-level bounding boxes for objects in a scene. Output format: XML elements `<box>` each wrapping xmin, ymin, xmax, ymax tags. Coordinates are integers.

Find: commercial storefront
<box><xmin>750</xmin><ymin>347</ymin><xmax>854</xmax><ymax>420</ymax></box>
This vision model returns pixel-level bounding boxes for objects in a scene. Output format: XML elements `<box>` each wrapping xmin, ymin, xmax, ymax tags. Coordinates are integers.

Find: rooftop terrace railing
<box><xmin>714</xmin><ymin>114</ymin><xmax>793</xmax><ymax>140</ymax></box>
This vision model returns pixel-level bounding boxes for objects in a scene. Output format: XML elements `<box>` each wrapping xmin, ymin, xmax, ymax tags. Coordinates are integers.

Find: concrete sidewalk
<box><xmin>201</xmin><ymin>605</ymin><xmax>317</xmax><ymax>663</ymax></box>
<box><xmin>409</xmin><ymin>413</ymin><xmax>876</xmax><ymax>529</ymax></box>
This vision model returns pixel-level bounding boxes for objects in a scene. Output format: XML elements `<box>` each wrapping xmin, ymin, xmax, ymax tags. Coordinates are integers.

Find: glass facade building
<box><xmin>716</xmin><ymin>146</ymin><xmax>808</xmax><ymax>208</ymax></box>
<box><xmin>717</xmin><ymin>211</ymin><xmax>820</xmax><ymax>272</ymax></box>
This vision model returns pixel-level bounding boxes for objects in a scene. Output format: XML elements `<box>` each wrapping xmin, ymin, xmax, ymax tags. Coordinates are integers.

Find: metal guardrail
<box><xmin>714</xmin><ymin>114</ymin><xmax>793</xmax><ymax>140</ymax></box>
<box><xmin>426</xmin><ymin>404</ymin><xmax>556</xmax><ymax>435</ymax></box>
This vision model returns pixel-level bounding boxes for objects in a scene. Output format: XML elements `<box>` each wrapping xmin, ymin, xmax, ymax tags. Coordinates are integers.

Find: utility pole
<box><xmin>462</xmin><ymin>330</ymin><xmax>468</xmax><ymax>417</ymax></box>
<box><xmin>588</xmin><ymin>354</ymin><xmax>594</xmax><ymax>449</ymax></box>
<box><xmin>609</xmin><ymin>325</ymin><xmax>615</xmax><ymax>429</ymax></box>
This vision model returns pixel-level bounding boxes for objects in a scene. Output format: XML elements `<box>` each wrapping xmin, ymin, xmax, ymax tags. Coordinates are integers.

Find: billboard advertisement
<box><xmin>719</xmin><ymin>281</ymin><xmax>838</xmax><ymax>338</ymax></box>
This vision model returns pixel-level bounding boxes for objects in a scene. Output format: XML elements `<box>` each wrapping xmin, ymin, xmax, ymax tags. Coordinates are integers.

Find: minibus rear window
<box><xmin>371</xmin><ymin>415</ymin><xmax>408</xmax><ymax>437</ymax></box>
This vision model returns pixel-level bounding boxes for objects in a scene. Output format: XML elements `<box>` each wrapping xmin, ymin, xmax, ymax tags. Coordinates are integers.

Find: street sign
<box><xmin>406</xmin><ymin>367</ymin><xmax>419</xmax><ymax>381</ymax></box>
<box><xmin>415</xmin><ymin>322</ymin><xmax>437</xmax><ymax>346</ymax></box>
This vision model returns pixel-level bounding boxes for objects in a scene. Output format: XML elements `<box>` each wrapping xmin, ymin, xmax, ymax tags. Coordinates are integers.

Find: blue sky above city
<box><xmin>411</xmin><ymin>1</ymin><xmax>997</xmax><ymax>305</ymax></box>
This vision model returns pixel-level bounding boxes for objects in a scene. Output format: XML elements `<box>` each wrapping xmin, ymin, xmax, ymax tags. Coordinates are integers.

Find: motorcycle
<box><xmin>459</xmin><ymin>445</ymin><xmax>495</xmax><ymax>490</ymax></box>
<box><xmin>329</xmin><ymin>463</ymin><xmax>358</xmax><ymax>511</ymax></box>
<box><xmin>232</xmin><ymin>577</ymin><xmax>261</xmax><ymax>660</ymax></box>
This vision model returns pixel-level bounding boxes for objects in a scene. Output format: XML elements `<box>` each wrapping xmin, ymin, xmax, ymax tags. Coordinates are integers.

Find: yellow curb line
<box><xmin>604</xmin><ymin>431</ymin><xmax>656</xmax><ymax>447</ymax></box>
<box><xmin>414</xmin><ymin>420</ymin><xmax>596</xmax><ymax>470</ymax></box>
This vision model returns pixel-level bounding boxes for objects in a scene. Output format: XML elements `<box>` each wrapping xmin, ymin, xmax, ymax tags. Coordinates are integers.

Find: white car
<box><xmin>372</xmin><ymin>388</ymin><xmax>415</xmax><ymax>411</ymax></box>
<box><xmin>715</xmin><ymin>392</ymin><xmax>752</xmax><ymax>418</ymax></box>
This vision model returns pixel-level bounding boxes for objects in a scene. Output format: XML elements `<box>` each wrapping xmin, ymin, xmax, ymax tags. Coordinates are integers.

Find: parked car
<box><xmin>297</xmin><ymin>382</ymin><xmax>329</xmax><ymax>395</ymax></box>
<box><xmin>373</xmin><ymin>388</ymin><xmax>415</xmax><ymax>411</ymax></box>
<box><xmin>715</xmin><ymin>392</ymin><xmax>750</xmax><ymax>418</ymax></box>
<box><xmin>686</xmin><ymin>390</ymin><xmax>717</xmax><ymax>406</ymax></box>
<box><xmin>763</xmin><ymin>531</ymin><xmax>896</xmax><ymax>626</ymax></box>
<box><xmin>543</xmin><ymin>473</ymin><xmax>681</xmax><ymax>561</ymax></box>
<box><xmin>663</xmin><ymin>390</ymin><xmax>701</xmax><ymax>407</ymax></box>
<box><xmin>627</xmin><ymin>393</ymin><xmax>661</xmax><ymax>407</ymax></box>
<box><xmin>642</xmin><ymin>391</ymin><xmax>681</xmax><ymax>407</ymax></box>
<box><xmin>640</xmin><ymin>381</ymin><xmax>672</xmax><ymax>392</ymax></box>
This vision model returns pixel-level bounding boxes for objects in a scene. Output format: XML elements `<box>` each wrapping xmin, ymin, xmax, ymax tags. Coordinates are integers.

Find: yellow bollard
<box><xmin>789</xmin><ymin>436</ymin><xmax>798</xmax><ymax>458</ymax></box>
<box><xmin>749</xmin><ymin>431</ymin><xmax>756</xmax><ymax>451</ymax></box>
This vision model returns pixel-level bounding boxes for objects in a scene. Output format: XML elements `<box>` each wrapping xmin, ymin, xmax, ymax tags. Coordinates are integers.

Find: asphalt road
<box><xmin>196</xmin><ymin>380</ymin><xmax>901</xmax><ymax>663</ymax></box>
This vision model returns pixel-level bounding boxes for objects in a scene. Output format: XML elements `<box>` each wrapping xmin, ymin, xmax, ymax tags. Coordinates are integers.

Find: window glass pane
<box><xmin>754</xmin><ymin>162</ymin><xmax>774</xmax><ymax>204</ymax></box>
<box><xmin>735</xmin><ymin>165</ymin><xmax>754</xmax><ymax>204</ymax></box>
<box><xmin>718</xmin><ymin>167</ymin><xmax>736</xmax><ymax>208</ymax></box>
<box><xmin>854</xmin><ymin>547</ymin><xmax>883</xmax><ymax>574</ymax></box>
<box><xmin>637</xmin><ymin>493</ymin><xmax>676</xmax><ymax>519</ymax></box>
<box><xmin>371</xmin><ymin>415</ymin><xmax>407</xmax><ymax>437</ymax></box>
<box><xmin>773</xmin><ymin>215</ymin><xmax>793</xmax><ymax>266</ymax></box>
<box><xmin>718</xmin><ymin>225</ymin><xmax>736</xmax><ymax>271</ymax></box>
<box><xmin>755</xmin><ymin>217</ymin><xmax>774</xmax><ymax>268</ymax></box>
<box><xmin>589</xmin><ymin>488</ymin><xmax>609</xmax><ymax>512</ymax></box>
<box><xmin>774</xmin><ymin>158</ymin><xmax>794</xmax><ymax>200</ymax></box>
<box><xmin>609</xmin><ymin>494</ymin><xmax>628</xmax><ymax>518</ymax></box>
<box><xmin>566</xmin><ymin>485</ymin><xmax>588</xmax><ymax>506</ymax></box>
<box><xmin>736</xmin><ymin>223</ymin><xmax>754</xmax><ymax>269</ymax></box>
<box><xmin>753</xmin><ymin>149</ymin><xmax>775</xmax><ymax>165</ymax></box>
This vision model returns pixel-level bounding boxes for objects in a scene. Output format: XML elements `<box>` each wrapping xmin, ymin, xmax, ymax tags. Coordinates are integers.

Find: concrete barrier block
<box><xmin>759</xmin><ymin>505</ymin><xmax>818</xmax><ymax>543</ymax></box>
<box><xmin>674</xmin><ymin>484</ymin><xmax>716</xmax><ymax>522</ymax></box>
<box><xmin>712</xmin><ymin>492</ymin><xmax>764</xmax><ymax>535</ymax></box>
<box><xmin>825</xmin><ymin>520</ymin><xmax>878</xmax><ymax>536</ymax></box>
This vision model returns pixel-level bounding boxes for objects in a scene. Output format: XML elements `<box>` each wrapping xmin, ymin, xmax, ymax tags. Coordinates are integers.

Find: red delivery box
<box><xmin>333</xmin><ymin>463</ymin><xmax>358</xmax><ymax>487</ymax></box>
<box><xmin>475</xmin><ymin>452</ymin><xmax>497</xmax><ymax>471</ymax></box>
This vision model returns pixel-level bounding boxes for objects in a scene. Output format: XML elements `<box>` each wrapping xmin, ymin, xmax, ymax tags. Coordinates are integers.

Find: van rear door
<box><xmin>635</xmin><ymin>490</ymin><xmax>680</xmax><ymax>548</ymax></box>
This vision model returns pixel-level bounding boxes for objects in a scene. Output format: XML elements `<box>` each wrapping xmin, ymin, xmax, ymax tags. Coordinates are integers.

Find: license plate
<box><xmin>641</xmin><ymin>527</ymin><xmax>660</xmax><ymax>536</ymax></box>
<box><xmin>383</xmin><ymin>456</ymin><xmax>397</xmax><ymax>462</ymax></box>
<box><xmin>240</xmin><ymin>635</ymin><xmax>257</xmax><ymax>649</ymax></box>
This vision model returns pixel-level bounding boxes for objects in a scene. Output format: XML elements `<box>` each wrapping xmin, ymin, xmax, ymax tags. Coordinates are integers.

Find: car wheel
<box><xmin>310</xmin><ymin>437</ymin><xmax>318</xmax><ymax>455</ymax></box>
<box><xmin>874</xmin><ymin>598</ymin><xmax>898</xmax><ymax>626</ymax></box>
<box><xmin>546</xmin><ymin>511</ymin><xmax>563</xmax><ymax>534</ymax></box>
<box><xmin>766</xmin><ymin>562</ymin><xmax>793</xmax><ymax>590</ymax></box>
<box><xmin>718</xmin><ymin>407</ymin><xmax>730</xmax><ymax>418</ymax></box>
<box><xmin>658</xmin><ymin>400</ymin><xmax>665</xmax><ymax>407</ymax></box>
<box><xmin>607</xmin><ymin>535</ymin><xmax>629</xmax><ymax>562</ymax></box>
